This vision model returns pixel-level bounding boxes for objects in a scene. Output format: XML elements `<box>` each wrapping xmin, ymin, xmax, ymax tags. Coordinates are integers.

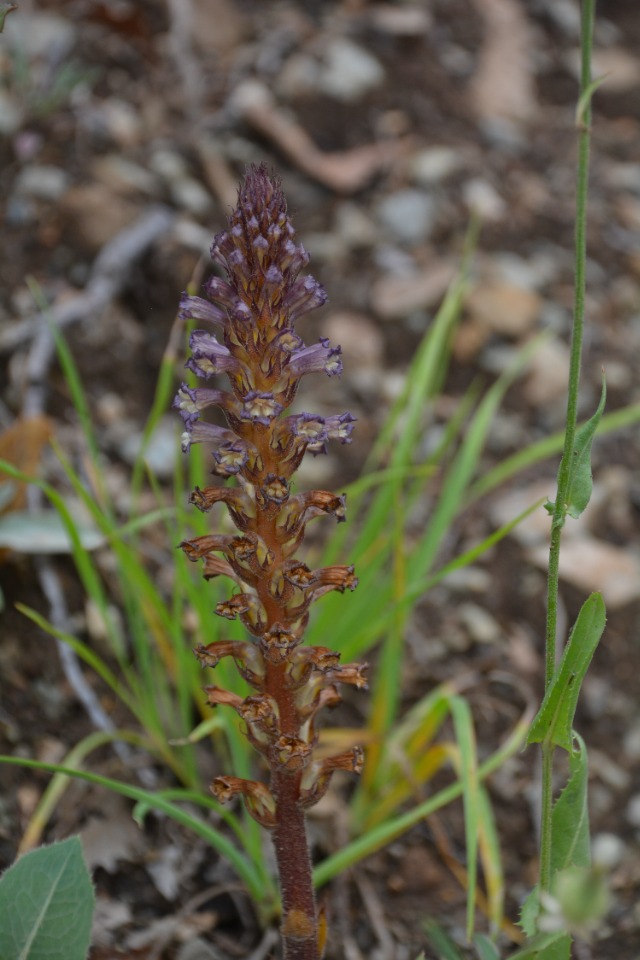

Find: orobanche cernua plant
<box><xmin>176</xmin><ymin>164</ymin><xmax>366</xmax><ymax>960</ymax></box>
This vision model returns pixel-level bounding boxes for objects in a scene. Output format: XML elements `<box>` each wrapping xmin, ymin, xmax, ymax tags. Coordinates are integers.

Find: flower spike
<box><xmin>176</xmin><ymin>164</ymin><xmax>364</xmax><ymax>960</ymax></box>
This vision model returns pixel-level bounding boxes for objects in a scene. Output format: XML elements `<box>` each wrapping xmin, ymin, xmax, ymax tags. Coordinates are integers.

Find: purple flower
<box><xmin>324</xmin><ymin>412</ymin><xmax>356</xmax><ymax>444</ymax></box>
<box><xmin>283</xmin><ymin>276</ymin><xmax>328</xmax><ymax>322</ymax></box>
<box><xmin>179</xmin><ymin>293</ymin><xmax>228</xmax><ymax>329</ymax></box>
<box><xmin>287</xmin><ymin>413</ymin><xmax>326</xmax><ymax>442</ymax></box>
<box><xmin>180</xmin><ymin>420</ymin><xmax>236</xmax><ymax>454</ymax></box>
<box><xmin>187</xmin><ymin>330</ymin><xmax>241</xmax><ymax>378</ymax></box>
<box><xmin>213</xmin><ymin>439</ymin><xmax>251</xmax><ymax>476</ymax></box>
<box><xmin>288</xmin><ymin>338</ymin><xmax>342</xmax><ymax>378</ymax></box>
<box><xmin>174</xmin><ymin>384</ymin><xmax>228</xmax><ymax>419</ymax></box>
<box><xmin>240</xmin><ymin>391</ymin><xmax>283</xmax><ymax>425</ymax></box>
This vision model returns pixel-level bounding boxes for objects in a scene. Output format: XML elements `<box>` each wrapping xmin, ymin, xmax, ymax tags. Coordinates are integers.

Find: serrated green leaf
<box><xmin>519</xmin><ymin>886</ymin><xmax>539</xmax><ymax>938</ymax></box>
<box><xmin>550</xmin><ymin>733</ymin><xmax>590</xmax><ymax>874</ymax></box>
<box><xmin>508</xmin><ymin>932</ymin><xmax>571</xmax><ymax>960</ymax></box>
<box><xmin>0</xmin><ymin>837</ymin><xmax>94</xmax><ymax>960</ymax></box>
<box><xmin>527</xmin><ymin>593</ymin><xmax>605</xmax><ymax>751</ymax></box>
<box><xmin>474</xmin><ymin>933</ymin><xmax>501</xmax><ymax>960</ymax></box>
<box><xmin>565</xmin><ymin>376</ymin><xmax>606</xmax><ymax>519</ymax></box>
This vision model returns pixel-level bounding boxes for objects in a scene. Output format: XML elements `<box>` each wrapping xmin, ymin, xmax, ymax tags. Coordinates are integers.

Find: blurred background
<box><xmin>1</xmin><ymin>1</ymin><xmax>639</xmax><ymax>957</ymax></box>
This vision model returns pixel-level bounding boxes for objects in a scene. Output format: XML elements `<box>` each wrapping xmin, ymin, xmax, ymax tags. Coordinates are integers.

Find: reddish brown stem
<box><xmin>272</xmin><ymin>764</ymin><xmax>318</xmax><ymax>960</ymax></box>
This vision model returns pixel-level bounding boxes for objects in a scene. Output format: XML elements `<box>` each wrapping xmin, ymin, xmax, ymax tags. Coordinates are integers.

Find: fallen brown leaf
<box><xmin>231</xmin><ymin>80</ymin><xmax>398</xmax><ymax>194</ymax></box>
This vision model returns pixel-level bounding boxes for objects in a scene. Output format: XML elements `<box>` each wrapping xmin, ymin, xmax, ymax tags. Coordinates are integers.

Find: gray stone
<box><xmin>5</xmin><ymin>195</ymin><xmax>36</xmax><ymax>226</ymax></box>
<box><xmin>334</xmin><ymin>202</ymin><xmax>376</xmax><ymax>249</ymax></box>
<box><xmin>5</xmin><ymin>12</ymin><xmax>77</xmax><ymax>60</ymax></box>
<box><xmin>463</xmin><ymin>178</ymin><xmax>506</xmax><ymax>221</ymax></box>
<box><xmin>317</xmin><ymin>39</ymin><xmax>385</xmax><ymax>102</ymax></box>
<box><xmin>0</xmin><ymin>91</ymin><xmax>22</xmax><ymax>136</ymax></box>
<box><xmin>170</xmin><ymin>177</ymin><xmax>212</xmax><ymax>215</ymax></box>
<box><xmin>626</xmin><ymin>794</ymin><xmax>640</xmax><ymax>829</ymax></box>
<box><xmin>591</xmin><ymin>833</ymin><xmax>625</xmax><ymax>869</ymax></box>
<box><xmin>457</xmin><ymin>602</ymin><xmax>502</xmax><ymax>645</ymax></box>
<box><xmin>410</xmin><ymin>147</ymin><xmax>462</xmax><ymax>185</ymax></box>
<box><xmin>15</xmin><ymin>164</ymin><xmax>69</xmax><ymax>200</ymax></box>
<box><xmin>376</xmin><ymin>189</ymin><xmax>437</xmax><ymax>245</ymax></box>
<box><xmin>116</xmin><ymin>416</ymin><xmax>178</xmax><ymax>481</ymax></box>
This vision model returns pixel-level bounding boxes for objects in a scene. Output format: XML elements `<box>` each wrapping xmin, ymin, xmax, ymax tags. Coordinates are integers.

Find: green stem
<box><xmin>540</xmin><ymin>0</ymin><xmax>596</xmax><ymax>895</ymax></box>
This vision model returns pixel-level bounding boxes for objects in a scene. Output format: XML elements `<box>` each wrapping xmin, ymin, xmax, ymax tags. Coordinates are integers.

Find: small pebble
<box><xmin>170</xmin><ymin>177</ymin><xmax>212</xmax><ymax>215</ymax></box>
<box><xmin>591</xmin><ymin>833</ymin><xmax>625</xmax><ymax>870</ymax></box>
<box><xmin>317</xmin><ymin>39</ymin><xmax>385</xmax><ymax>102</ymax></box>
<box><xmin>5</xmin><ymin>11</ymin><xmax>77</xmax><ymax>59</ymax></box>
<box><xmin>376</xmin><ymin>189</ymin><xmax>437</xmax><ymax>245</ymax></box>
<box><xmin>0</xmin><ymin>91</ymin><xmax>22</xmax><ymax>136</ymax></box>
<box><xmin>15</xmin><ymin>164</ymin><xmax>69</xmax><ymax>201</ymax></box>
<box><xmin>463</xmin><ymin>178</ymin><xmax>506</xmax><ymax>221</ymax></box>
<box><xmin>626</xmin><ymin>794</ymin><xmax>640</xmax><ymax>829</ymax></box>
<box><xmin>457</xmin><ymin>602</ymin><xmax>502</xmax><ymax>645</ymax></box>
<box><xmin>623</xmin><ymin>721</ymin><xmax>640</xmax><ymax>761</ymax></box>
<box><xmin>410</xmin><ymin>147</ymin><xmax>462</xmax><ymax>185</ymax></box>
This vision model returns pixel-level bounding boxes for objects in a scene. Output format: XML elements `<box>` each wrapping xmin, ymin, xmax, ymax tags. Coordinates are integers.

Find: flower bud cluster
<box><xmin>176</xmin><ymin>164</ymin><xmax>365</xmax><ymax>831</ymax></box>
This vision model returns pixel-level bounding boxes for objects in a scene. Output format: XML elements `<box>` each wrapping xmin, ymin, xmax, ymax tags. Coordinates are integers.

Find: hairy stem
<box><xmin>272</xmin><ymin>764</ymin><xmax>318</xmax><ymax>959</ymax></box>
<box><xmin>540</xmin><ymin>0</ymin><xmax>596</xmax><ymax>896</ymax></box>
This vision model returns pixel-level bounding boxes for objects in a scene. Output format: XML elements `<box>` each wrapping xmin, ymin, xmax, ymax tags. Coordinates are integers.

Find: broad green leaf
<box><xmin>474</xmin><ymin>934</ymin><xmax>501</xmax><ymax>960</ymax></box>
<box><xmin>527</xmin><ymin>593</ymin><xmax>605</xmax><ymax>751</ymax></box>
<box><xmin>551</xmin><ymin>864</ymin><xmax>609</xmax><ymax>933</ymax></box>
<box><xmin>0</xmin><ymin>837</ymin><xmax>94</xmax><ymax>960</ymax></box>
<box><xmin>565</xmin><ymin>376</ymin><xmax>606</xmax><ymax>519</ymax></box>
<box><xmin>550</xmin><ymin>734</ymin><xmax>590</xmax><ymax>874</ymax></box>
<box><xmin>519</xmin><ymin>737</ymin><xmax>590</xmax><ymax>939</ymax></box>
<box><xmin>0</xmin><ymin>511</ymin><xmax>105</xmax><ymax>553</ymax></box>
<box><xmin>509</xmin><ymin>932</ymin><xmax>571</xmax><ymax>960</ymax></box>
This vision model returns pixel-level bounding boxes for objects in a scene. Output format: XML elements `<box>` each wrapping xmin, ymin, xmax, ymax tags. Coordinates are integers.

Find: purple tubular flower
<box><xmin>324</xmin><ymin>412</ymin><xmax>356</xmax><ymax>444</ymax></box>
<box><xmin>174</xmin><ymin>384</ymin><xmax>229</xmax><ymax>419</ymax></box>
<box><xmin>288</xmin><ymin>338</ymin><xmax>342</xmax><ymax>378</ymax></box>
<box><xmin>280</xmin><ymin>239</ymin><xmax>309</xmax><ymax>275</ymax></box>
<box><xmin>202</xmin><ymin>276</ymin><xmax>253</xmax><ymax>322</ymax></box>
<box><xmin>180</xmin><ymin>420</ymin><xmax>236</xmax><ymax>454</ymax></box>
<box><xmin>187</xmin><ymin>330</ymin><xmax>241</xmax><ymax>378</ymax></box>
<box><xmin>288</xmin><ymin>413</ymin><xmax>326</xmax><ymax>442</ymax></box>
<box><xmin>179</xmin><ymin>293</ymin><xmax>228</xmax><ymax>329</ymax></box>
<box><xmin>213</xmin><ymin>439</ymin><xmax>250</xmax><ymax>476</ymax></box>
<box><xmin>240</xmin><ymin>391</ymin><xmax>283</xmax><ymax>425</ymax></box>
<box><xmin>283</xmin><ymin>276</ymin><xmax>328</xmax><ymax>322</ymax></box>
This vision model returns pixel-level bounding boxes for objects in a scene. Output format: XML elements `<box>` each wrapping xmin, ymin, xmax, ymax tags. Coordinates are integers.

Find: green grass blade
<box><xmin>477</xmin><ymin>786</ymin><xmax>504</xmax><ymax>937</ymax></box>
<box><xmin>314</xmin><ymin>708</ymin><xmax>530</xmax><ymax>887</ymax></box>
<box><xmin>26</xmin><ymin>277</ymin><xmax>111</xmax><ymax>513</ymax></box>
<box><xmin>0</xmin><ymin>755</ymin><xmax>269</xmax><ymax>905</ymax></box>
<box><xmin>450</xmin><ymin>695</ymin><xmax>480</xmax><ymax>940</ymax></box>
<box><xmin>19</xmin><ymin>729</ymin><xmax>152</xmax><ymax>853</ymax></box>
